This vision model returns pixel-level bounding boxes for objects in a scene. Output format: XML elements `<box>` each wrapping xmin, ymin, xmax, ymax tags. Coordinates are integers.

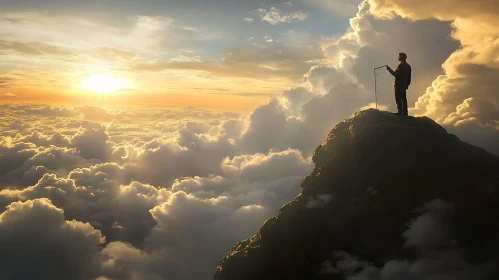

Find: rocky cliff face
<box><xmin>213</xmin><ymin>109</ymin><xmax>499</xmax><ymax>280</ymax></box>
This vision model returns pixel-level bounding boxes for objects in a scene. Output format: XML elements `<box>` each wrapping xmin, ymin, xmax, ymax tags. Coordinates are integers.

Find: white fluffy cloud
<box><xmin>0</xmin><ymin>199</ymin><xmax>104</xmax><ymax>280</ymax></box>
<box><xmin>297</xmin><ymin>0</ymin><xmax>499</xmax><ymax>155</ymax></box>
<box><xmin>256</xmin><ymin>7</ymin><xmax>308</xmax><ymax>25</ymax></box>
<box><xmin>366</xmin><ymin>0</ymin><xmax>499</xmax><ymax>155</ymax></box>
<box><xmin>0</xmin><ymin>105</ymin><xmax>315</xmax><ymax>279</ymax></box>
<box><xmin>2</xmin><ymin>1</ymin><xmax>499</xmax><ymax>279</ymax></box>
<box><xmin>317</xmin><ymin>0</ymin><xmax>459</xmax><ymax>112</ymax></box>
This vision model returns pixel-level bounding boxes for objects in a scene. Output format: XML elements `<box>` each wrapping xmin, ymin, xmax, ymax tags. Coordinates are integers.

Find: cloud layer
<box><xmin>2</xmin><ymin>0</ymin><xmax>499</xmax><ymax>279</ymax></box>
<box><xmin>0</xmin><ymin>104</ymin><xmax>316</xmax><ymax>279</ymax></box>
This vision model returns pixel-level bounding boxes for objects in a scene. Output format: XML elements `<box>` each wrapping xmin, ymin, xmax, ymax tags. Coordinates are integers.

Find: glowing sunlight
<box><xmin>3</xmin><ymin>0</ymin><xmax>499</xmax><ymax>279</ymax></box>
<box><xmin>79</xmin><ymin>74</ymin><xmax>130</xmax><ymax>94</ymax></box>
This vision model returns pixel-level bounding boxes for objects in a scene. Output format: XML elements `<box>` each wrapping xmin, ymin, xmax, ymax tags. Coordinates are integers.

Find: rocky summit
<box><xmin>213</xmin><ymin>109</ymin><xmax>499</xmax><ymax>280</ymax></box>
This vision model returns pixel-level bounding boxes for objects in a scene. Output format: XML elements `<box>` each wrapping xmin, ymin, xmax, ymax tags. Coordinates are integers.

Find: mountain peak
<box><xmin>214</xmin><ymin>109</ymin><xmax>499</xmax><ymax>280</ymax></box>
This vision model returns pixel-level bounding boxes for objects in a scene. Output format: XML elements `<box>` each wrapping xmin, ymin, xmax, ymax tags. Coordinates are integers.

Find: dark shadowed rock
<box><xmin>213</xmin><ymin>109</ymin><xmax>499</xmax><ymax>280</ymax></box>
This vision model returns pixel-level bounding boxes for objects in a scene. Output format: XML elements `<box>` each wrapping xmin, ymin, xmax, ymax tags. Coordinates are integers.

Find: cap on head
<box><xmin>399</xmin><ymin>52</ymin><xmax>408</xmax><ymax>61</ymax></box>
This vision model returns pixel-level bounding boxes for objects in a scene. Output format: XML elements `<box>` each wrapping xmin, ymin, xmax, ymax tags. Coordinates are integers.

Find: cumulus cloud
<box><xmin>98</xmin><ymin>242</ymin><xmax>166</xmax><ymax>280</ymax></box>
<box><xmin>303</xmin><ymin>65</ymin><xmax>353</xmax><ymax>94</ymax></box>
<box><xmin>317</xmin><ymin>0</ymin><xmax>459</xmax><ymax>112</ymax></box>
<box><xmin>17</xmin><ymin>131</ymin><xmax>71</xmax><ymax>147</ymax></box>
<box><xmin>365</xmin><ymin>0</ymin><xmax>499</xmax><ymax>154</ymax></box>
<box><xmin>367</xmin><ymin>0</ymin><xmax>499</xmax><ymax>22</ymax></box>
<box><xmin>71</xmin><ymin>122</ymin><xmax>114</xmax><ymax>161</ymax></box>
<box><xmin>98</xmin><ymin>149</ymin><xmax>310</xmax><ymax>279</ymax></box>
<box><xmin>2</xmin><ymin>170</ymin><xmax>161</xmax><ymax>248</ymax></box>
<box><xmin>294</xmin><ymin>0</ymin><xmax>499</xmax><ymax>155</ymax></box>
<box><xmin>221</xmin><ymin>149</ymin><xmax>312</xmax><ymax>182</ymax></box>
<box><xmin>0</xmin><ymin>199</ymin><xmax>104</xmax><ymax>280</ymax></box>
<box><xmin>2</xmin><ymin>1</ymin><xmax>499</xmax><ymax>279</ymax></box>
<box><xmin>280</xmin><ymin>87</ymin><xmax>316</xmax><ymax>116</ymax></box>
<box><xmin>142</xmin><ymin>192</ymin><xmax>268</xmax><ymax>279</ymax></box>
<box><xmin>0</xmin><ymin>140</ymin><xmax>38</xmax><ymax>178</ymax></box>
<box><xmin>235</xmin><ymin>80</ymin><xmax>373</xmax><ymax>157</ymax></box>
<box><xmin>0</xmin><ymin>104</ymin><xmax>317</xmax><ymax>279</ymax></box>
<box><xmin>1</xmin><ymin>146</ymin><xmax>99</xmax><ymax>188</ymax></box>
<box><xmin>125</xmin><ymin>129</ymin><xmax>235</xmax><ymax>187</ymax></box>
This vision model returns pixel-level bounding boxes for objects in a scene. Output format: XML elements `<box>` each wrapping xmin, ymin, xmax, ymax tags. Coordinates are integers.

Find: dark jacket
<box><xmin>389</xmin><ymin>62</ymin><xmax>412</xmax><ymax>89</ymax></box>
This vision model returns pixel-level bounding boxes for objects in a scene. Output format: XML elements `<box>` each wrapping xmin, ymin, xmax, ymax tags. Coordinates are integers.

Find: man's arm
<box><xmin>387</xmin><ymin>65</ymin><xmax>399</xmax><ymax>77</ymax></box>
<box><xmin>407</xmin><ymin>66</ymin><xmax>412</xmax><ymax>87</ymax></box>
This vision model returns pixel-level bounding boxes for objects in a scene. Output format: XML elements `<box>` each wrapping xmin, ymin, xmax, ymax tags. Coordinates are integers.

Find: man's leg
<box><xmin>394</xmin><ymin>88</ymin><xmax>403</xmax><ymax>114</ymax></box>
<box><xmin>401</xmin><ymin>89</ymin><xmax>408</xmax><ymax>115</ymax></box>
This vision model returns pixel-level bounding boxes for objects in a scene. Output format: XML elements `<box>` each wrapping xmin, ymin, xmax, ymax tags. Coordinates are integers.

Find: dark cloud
<box><xmin>98</xmin><ymin>242</ymin><xmax>166</xmax><ymax>280</ymax></box>
<box><xmin>71</xmin><ymin>122</ymin><xmax>114</xmax><ymax>161</ymax></box>
<box><xmin>0</xmin><ymin>141</ymin><xmax>38</xmax><ymax>184</ymax></box>
<box><xmin>0</xmin><ymin>199</ymin><xmax>104</xmax><ymax>280</ymax></box>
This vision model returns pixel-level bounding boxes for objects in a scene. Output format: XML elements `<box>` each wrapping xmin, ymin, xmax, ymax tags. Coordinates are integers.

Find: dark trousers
<box><xmin>395</xmin><ymin>87</ymin><xmax>408</xmax><ymax>114</ymax></box>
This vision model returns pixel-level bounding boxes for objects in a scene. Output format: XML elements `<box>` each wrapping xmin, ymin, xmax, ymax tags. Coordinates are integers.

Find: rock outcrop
<box><xmin>214</xmin><ymin>109</ymin><xmax>499</xmax><ymax>280</ymax></box>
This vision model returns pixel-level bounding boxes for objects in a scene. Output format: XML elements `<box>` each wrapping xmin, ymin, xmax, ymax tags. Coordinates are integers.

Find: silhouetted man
<box><xmin>387</xmin><ymin>53</ymin><xmax>411</xmax><ymax>116</ymax></box>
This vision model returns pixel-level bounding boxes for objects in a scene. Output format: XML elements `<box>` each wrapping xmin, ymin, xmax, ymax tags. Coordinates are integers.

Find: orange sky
<box><xmin>0</xmin><ymin>87</ymin><xmax>270</xmax><ymax>112</ymax></box>
<box><xmin>0</xmin><ymin>5</ymin><xmax>348</xmax><ymax>112</ymax></box>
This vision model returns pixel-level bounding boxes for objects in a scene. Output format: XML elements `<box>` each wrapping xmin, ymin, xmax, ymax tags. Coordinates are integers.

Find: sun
<box><xmin>80</xmin><ymin>74</ymin><xmax>130</xmax><ymax>94</ymax></box>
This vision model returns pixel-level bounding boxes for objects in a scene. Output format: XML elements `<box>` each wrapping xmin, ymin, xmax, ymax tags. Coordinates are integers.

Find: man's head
<box><xmin>398</xmin><ymin>53</ymin><xmax>408</xmax><ymax>62</ymax></box>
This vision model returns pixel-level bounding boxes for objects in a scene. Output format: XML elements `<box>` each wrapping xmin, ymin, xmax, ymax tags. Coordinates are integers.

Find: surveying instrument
<box><xmin>373</xmin><ymin>65</ymin><xmax>388</xmax><ymax>109</ymax></box>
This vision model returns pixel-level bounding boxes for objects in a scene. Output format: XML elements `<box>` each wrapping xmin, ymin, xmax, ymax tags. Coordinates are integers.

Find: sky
<box><xmin>1</xmin><ymin>0</ymin><xmax>499</xmax><ymax>279</ymax></box>
<box><xmin>0</xmin><ymin>0</ymin><xmax>356</xmax><ymax>110</ymax></box>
